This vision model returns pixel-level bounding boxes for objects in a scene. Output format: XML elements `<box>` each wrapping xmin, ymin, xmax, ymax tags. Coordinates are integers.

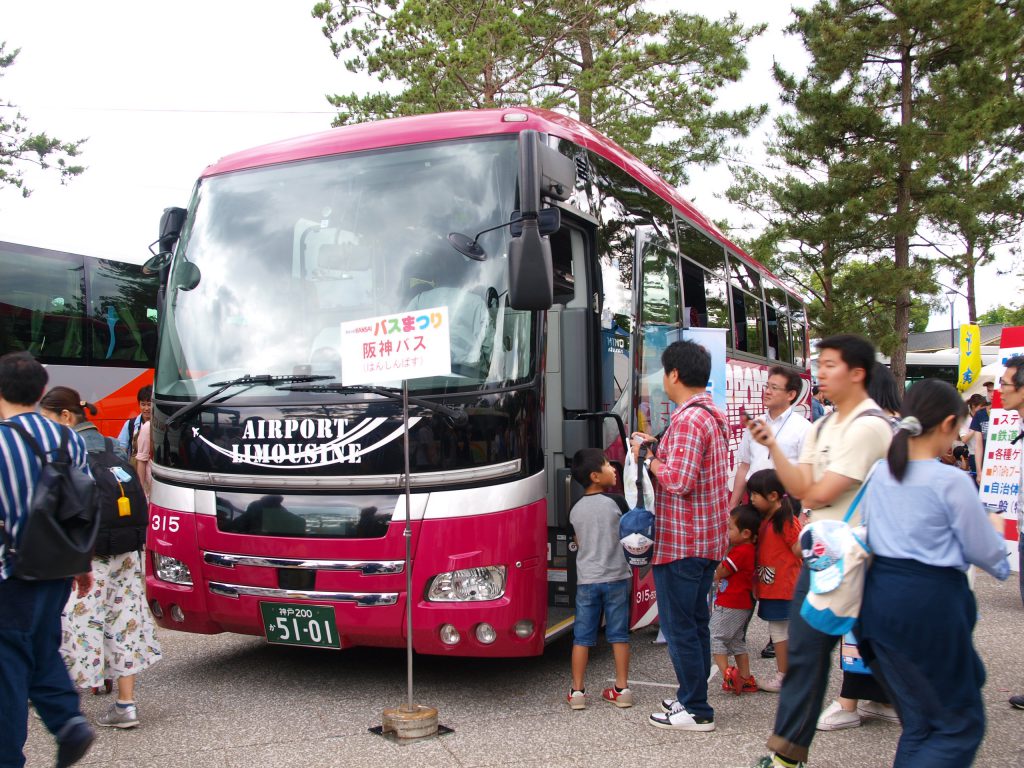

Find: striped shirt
<box><xmin>651</xmin><ymin>392</ymin><xmax>730</xmax><ymax>564</ymax></box>
<box><xmin>0</xmin><ymin>412</ymin><xmax>90</xmax><ymax>581</ymax></box>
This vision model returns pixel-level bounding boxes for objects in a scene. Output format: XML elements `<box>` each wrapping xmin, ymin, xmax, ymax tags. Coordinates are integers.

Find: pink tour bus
<box><xmin>143</xmin><ymin>108</ymin><xmax>809</xmax><ymax>656</ymax></box>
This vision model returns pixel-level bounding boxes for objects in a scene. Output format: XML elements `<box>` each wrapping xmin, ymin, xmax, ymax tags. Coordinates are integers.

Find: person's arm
<box><xmin>948</xmin><ymin>472</ymin><xmax>1010</xmax><ymax>580</ymax></box>
<box><xmin>973</xmin><ymin>430</ymin><xmax>985</xmax><ymax>472</ymax></box>
<box><xmin>649</xmin><ymin>418</ymin><xmax>705</xmax><ymax>496</ymax></box>
<box><xmin>748</xmin><ymin>418</ymin><xmax>815</xmax><ymax>498</ymax></box>
<box><xmin>729</xmin><ymin>463</ymin><xmax>750</xmax><ymax>509</ymax></box>
<box><xmin>729</xmin><ymin>431</ymin><xmax>753</xmax><ymax>507</ymax></box>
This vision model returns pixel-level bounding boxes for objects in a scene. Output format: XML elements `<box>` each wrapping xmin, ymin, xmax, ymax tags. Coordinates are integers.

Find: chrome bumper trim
<box><xmin>203</xmin><ymin>551</ymin><xmax>404</xmax><ymax>575</ymax></box>
<box><xmin>152</xmin><ymin>459</ymin><xmax>521</xmax><ymax>491</ymax></box>
<box><xmin>208</xmin><ymin>581</ymin><xmax>399</xmax><ymax>606</ymax></box>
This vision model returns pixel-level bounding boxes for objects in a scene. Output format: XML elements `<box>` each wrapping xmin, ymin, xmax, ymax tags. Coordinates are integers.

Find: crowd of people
<box><xmin>1</xmin><ymin>353</ymin><xmax>157</xmax><ymax>768</ymax></box>
<box><xmin>2</xmin><ymin>329</ymin><xmax>1021</xmax><ymax>768</ymax></box>
<box><xmin>566</xmin><ymin>335</ymin><xmax>1017</xmax><ymax>768</ymax></box>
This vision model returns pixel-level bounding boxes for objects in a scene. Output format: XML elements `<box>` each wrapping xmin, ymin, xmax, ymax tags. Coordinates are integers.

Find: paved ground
<box><xmin>23</xmin><ymin>572</ymin><xmax>1024</xmax><ymax>767</ymax></box>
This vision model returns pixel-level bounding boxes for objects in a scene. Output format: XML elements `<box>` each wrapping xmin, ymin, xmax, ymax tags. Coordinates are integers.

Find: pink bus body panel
<box><xmin>146</xmin><ymin>497</ymin><xmax>548</xmax><ymax>657</ymax></box>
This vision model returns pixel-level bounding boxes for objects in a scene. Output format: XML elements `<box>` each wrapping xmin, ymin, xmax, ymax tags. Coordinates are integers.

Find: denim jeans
<box><xmin>573</xmin><ymin>578</ymin><xmax>632</xmax><ymax>646</ymax></box>
<box><xmin>766</xmin><ymin>565</ymin><xmax>840</xmax><ymax>763</ymax></box>
<box><xmin>653</xmin><ymin>557</ymin><xmax>717</xmax><ymax>720</ymax></box>
<box><xmin>0</xmin><ymin>577</ymin><xmax>82</xmax><ymax>768</ymax></box>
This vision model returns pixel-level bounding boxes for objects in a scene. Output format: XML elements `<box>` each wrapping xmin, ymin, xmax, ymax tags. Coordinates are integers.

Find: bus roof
<box><xmin>201</xmin><ymin>108</ymin><xmax>799</xmax><ymax>301</ymax></box>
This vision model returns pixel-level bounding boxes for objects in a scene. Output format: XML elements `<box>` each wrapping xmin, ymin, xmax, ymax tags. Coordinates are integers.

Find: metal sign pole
<box><xmin>402</xmin><ymin>378</ymin><xmax>414</xmax><ymax>712</ymax></box>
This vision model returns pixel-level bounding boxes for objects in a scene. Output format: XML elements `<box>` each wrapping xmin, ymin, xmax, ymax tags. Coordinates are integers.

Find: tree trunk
<box><xmin>965</xmin><ymin>242</ymin><xmax>978</xmax><ymax>323</ymax></box>
<box><xmin>576</xmin><ymin>30</ymin><xmax>594</xmax><ymax>125</ymax></box>
<box><xmin>889</xmin><ymin>39</ymin><xmax>914</xmax><ymax>389</ymax></box>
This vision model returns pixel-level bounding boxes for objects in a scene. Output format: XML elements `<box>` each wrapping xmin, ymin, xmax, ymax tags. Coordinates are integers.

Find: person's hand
<box><xmin>630</xmin><ymin>431</ymin><xmax>655</xmax><ymax>460</ymax></box>
<box><xmin>747</xmin><ymin>417</ymin><xmax>777</xmax><ymax>449</ymax></box>
<box><xmin>73</xmin><ymin>571</ymin><xmax>94</xmax><ymax>598</ymax></box>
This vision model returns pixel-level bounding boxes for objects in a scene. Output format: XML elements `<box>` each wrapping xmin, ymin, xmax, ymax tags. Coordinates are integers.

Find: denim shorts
<box><xmin>573</xmin><ymin>578</ymin><xmax>632</xmax><ymax>646</ymax></box>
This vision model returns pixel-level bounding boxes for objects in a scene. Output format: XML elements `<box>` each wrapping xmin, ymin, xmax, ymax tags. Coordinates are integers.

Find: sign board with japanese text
<box><xmin>979</xmin><ymin>325</ymin><xmax>1024</xmax><ymax>571</ymax></box>
<box><xmin>340</xmin><ymin>306</ymin><xmax>452</xmax><ymax>386</ymax></box>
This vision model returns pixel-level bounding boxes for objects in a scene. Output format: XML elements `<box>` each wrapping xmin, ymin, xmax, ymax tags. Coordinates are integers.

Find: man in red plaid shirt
<box><xmin>631</xmin><ymin>339</ymin><xmax>729</xmax><ymax>732</ymax></box>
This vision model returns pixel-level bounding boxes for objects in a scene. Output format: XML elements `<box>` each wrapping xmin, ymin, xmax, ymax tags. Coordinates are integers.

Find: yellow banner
<box><xmin>958</xmin><ymin>324</ymin><xmax>982</xmax><ymax>392</ymax></box>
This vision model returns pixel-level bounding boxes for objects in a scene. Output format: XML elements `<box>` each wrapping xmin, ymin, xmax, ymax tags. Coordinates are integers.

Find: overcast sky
<box><xmin>2</xmin><ymin>0</ymin><xmax>1016</xmax><ymax>333</ymax></box>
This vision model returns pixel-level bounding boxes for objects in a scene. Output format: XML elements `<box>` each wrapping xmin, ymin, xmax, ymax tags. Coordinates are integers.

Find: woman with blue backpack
<box><xmin>857</xmin><ymin>379</ymin><xmax>1009</xmax><ymax>767</ymax></box>
<box><xmin>39</xmin><ymin>387</ymin><xmax>161</xmax><ymax>730</ymax></box>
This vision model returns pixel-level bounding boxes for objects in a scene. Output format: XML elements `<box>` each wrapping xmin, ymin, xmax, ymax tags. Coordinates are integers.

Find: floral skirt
<box><xmin>60</xmin><ymin>550</ymin><xmax>162</xmax><ymax>688</ymax></box>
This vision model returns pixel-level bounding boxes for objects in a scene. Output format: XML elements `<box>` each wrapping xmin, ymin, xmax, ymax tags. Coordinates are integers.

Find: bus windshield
<box><xmin>156</xmin><ymin>136</ymin><xmax>534</xmax><ymax>400</ymax></box>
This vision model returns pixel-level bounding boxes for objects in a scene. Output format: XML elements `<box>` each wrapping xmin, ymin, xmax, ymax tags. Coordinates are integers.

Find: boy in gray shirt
<box><xmin>567</xmin><ymin>448</ymin><xmax>633</xmax><ymax>710</ymax></box>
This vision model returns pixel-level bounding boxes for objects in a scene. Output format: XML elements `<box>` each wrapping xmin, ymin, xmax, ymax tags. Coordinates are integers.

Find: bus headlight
<box><xmin>153</xmin><ymin>553</ymin><xmax>193</xmax><ymax>586</ymax></box>
<box><xmin>426</xmin><ymin>566</ymin><xmax>506</xmax><ymax>602</ymax></box>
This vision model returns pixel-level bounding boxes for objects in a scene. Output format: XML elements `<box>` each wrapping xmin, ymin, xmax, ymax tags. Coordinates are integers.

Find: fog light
<box><xmin>513</xmin><ymin>619</ymin><xmax>535</xmax><ymax>639</ymax></box>
<box><xmin>169</xmin><ymin>604</ymin><xmax>185</xmax><ymax>623</ymax></box>
<box><xmin>150</xmin><ymin>600</ymin><xmax>164</xmax><ymax>619</ymax></box>
<box><xmin>153</xmin><ymin>553</ymin><xmax>193</xmax><ymax>586</ymax></box>
<box><xmin>439</xmin><ymin>624</ymin><xmax>461</xmax><ymax>645</ymax></box>
<box><xmin>475</xmin><ymin>623</ymin><xmax>497</xmax><ymax>645</ymax></box>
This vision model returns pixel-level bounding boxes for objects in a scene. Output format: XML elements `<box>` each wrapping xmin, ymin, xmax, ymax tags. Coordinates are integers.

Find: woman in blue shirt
<box><xmin>858</xmin><ymin>379</ymin><xmax>1009</xmax><ymax>768</ymax></box>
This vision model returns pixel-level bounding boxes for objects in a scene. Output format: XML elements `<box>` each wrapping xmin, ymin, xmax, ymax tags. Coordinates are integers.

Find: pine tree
<box><xmin>0</xmin><ymin>43</ymin><xmax>85</xmax><ymax>198</ymax></box>
<box><xmin>311</xmin><ymin>0</ymin><xmax>767</xmax><ymax>184</ymax></box>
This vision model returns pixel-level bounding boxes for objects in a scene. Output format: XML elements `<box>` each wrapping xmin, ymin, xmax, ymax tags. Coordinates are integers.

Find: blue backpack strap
<box><xmin>842</xmin><ymin>459</ymin><xmax>884</xmax><ymax>524</ymax></box>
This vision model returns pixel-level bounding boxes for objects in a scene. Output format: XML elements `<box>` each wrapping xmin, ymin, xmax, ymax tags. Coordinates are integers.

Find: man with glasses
<box><xmin>730</xmin><ymin>367</ymin><xmax>811</xmax><ymax>510</ymax></box>
<box><xmin>996</xmin><ymin>355</ymin><xmax>1024</xmax><ymax>710</ymax></box>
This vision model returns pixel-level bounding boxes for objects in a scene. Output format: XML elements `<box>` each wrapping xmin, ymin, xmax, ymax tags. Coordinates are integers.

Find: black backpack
<box><xmin>0</xmin><ymin>421</ymin><xmax>99</xmax><ymax>580</ymax></box>
<box><xmin>88</xmin><ymin>438</ymin><xmax>149</xmax><ymax>557</ymax></box>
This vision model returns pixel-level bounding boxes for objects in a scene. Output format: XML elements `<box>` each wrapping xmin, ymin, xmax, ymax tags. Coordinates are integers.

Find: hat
<box><xmin>800</xmin><ymin>520</ymin><xmax>856</xmax><ymax>594</ymax></box>
<box><xmin>619</xmin><ymin>506</ymin><xmax>655</xmax><ymax>567</ymax></box>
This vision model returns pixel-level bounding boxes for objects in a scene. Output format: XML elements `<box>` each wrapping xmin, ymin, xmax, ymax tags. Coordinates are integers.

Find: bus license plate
<box><xmin>259</xmin><ymin>603</ymin><xmax>340</xmax><ymax>649</ymax></box>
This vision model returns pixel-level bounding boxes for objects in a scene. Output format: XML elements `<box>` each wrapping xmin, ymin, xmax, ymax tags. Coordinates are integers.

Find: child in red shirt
<box><xmin>710</xmin><ymin>504</ymin><xmax>761</xmax><ymax>694</ymax></box>
<box><xmin>748</xmin><ymin>468</ymin><xmax>803</xmax><ymax>694</ymax></box>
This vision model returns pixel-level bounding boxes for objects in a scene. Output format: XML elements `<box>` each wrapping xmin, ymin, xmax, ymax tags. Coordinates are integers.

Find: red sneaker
<box><xmin>722</xmin><ymin>666</ymin><xmax>738</xmax><ymax>693</ymax></box>
<box><xmin>601</xmin><ymin>687</ymin><xmax>634</xmax><ymax>708</ymax></box>
<box><xmin>737</xmin><ymin>674</ymin><xmax>759</xmax><ymax>694</ymax></box>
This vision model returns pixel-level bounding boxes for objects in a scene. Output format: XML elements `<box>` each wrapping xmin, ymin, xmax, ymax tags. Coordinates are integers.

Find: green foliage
<box><xmin>0</xmin><ymin>43</ymin><xmax>86</xmax><ymax>197</ymax></box>
<box><xmin>727</xmin><ymin>0</ymin><xmax>1024</xmax><ymax>382</ymax></box>
<box><xmin>977</xmin><ymin>305</ymin><xmax>1024</xmax><ymax>326</ymax></box>
<box><xmin>311</xmin><ymin>0</ymin><xmax>767</xmax><ymax>183</ymax></box>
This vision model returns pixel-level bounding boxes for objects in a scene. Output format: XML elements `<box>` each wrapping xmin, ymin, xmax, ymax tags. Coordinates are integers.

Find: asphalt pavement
<box><xmin>23</xmin><ymin>571</ymin><xmax>1024</xmax><ymax>767</ymax></box>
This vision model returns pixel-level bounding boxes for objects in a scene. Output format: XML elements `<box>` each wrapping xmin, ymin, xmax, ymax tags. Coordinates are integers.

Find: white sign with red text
<box><xmin>340</xmin><ymin>305</ymin><xmax>452</xmax><ymax>385</ymax></box>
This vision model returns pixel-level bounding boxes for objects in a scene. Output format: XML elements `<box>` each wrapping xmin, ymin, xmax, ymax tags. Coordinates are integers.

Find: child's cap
<box><xmin>800</xmin><ymin>519</ymin><xmax>855</xmax><ymax>594</ymax></box>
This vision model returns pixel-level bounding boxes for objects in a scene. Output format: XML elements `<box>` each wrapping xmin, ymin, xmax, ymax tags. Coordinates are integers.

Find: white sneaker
<box><xmin>648</xmin><ymin>701</ymin><xmax>716</xmax><ymax>731</ymax></box>
<box><xmin>760</xmin><ymin>671</ymin><xmax>785</xmax><ymax>693</ymax></box>
<box><xmin>857</xmin><ymin>700</ymin><xmax>900</xmax><ymax>723</ymax></box>
<box><xmin>816</xmin><ymin>700</ymin><xmax>861</xmax><ymax>731</ymax></box>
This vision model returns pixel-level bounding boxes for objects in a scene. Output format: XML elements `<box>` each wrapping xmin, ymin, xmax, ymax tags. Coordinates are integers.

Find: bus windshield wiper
<box><xmin>166</xmin><ymin>373</ymin><xmax>334</xmax><ymax>428</ymax></box>
<box><xmin>277</xmin><ymin>383</ymin><xmax>468</xmax><ymax>426</ymax></box>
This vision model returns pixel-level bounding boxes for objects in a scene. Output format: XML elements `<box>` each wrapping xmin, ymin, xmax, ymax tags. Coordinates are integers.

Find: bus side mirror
<box><xmin>508</xmin><ymin>220</ymin><xmax>553</xmax><ymax>310</ymax></box>
<box><xmin>159</xmin><ymin>207</ymin><xmax>187</xmax><ymax>253</ymax></box>
<box><xmin>508</xmin><ymin>130</ymin><xmax>573</xmax><ymax>311</ymax></box>
<box><xmin>146</xmin><ymin>206</ymin><xmax>188</xmax><ymax>273</ymax></box>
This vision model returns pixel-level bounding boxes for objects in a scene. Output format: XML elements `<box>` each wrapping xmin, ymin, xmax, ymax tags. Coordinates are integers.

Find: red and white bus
<box><xmin>144</xmin><ymin>108</ymin><xmax>809</xmax><ymax>656</ymax></box>
<box><xmin>0</xmin><ymin>241</ymin><xmax>157</xmax><ymax>436</ymax></box>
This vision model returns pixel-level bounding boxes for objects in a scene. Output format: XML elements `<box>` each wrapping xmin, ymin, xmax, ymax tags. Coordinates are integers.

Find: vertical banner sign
<box><xmin>682</xmin><ymin>326</ymin><xmax>728</xmax><ymax>412</ymax></box>
<box><xmin>957</xmin><ymin>324</ymin><xmax>982</xmax><ymax>392</ymax></box>
<box><xmin>978</xmin><ymin>325</ymin><xmax>1024</xmax><ymax>571</ymax></box>
<box><xmin>340</xmin><ymin>306</ymin><xmax>452</xmax><ymax>385</ymax></box>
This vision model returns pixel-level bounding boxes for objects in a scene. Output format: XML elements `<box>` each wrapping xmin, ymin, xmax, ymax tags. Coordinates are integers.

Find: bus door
<box><xmin>628</xmin><ymin>225</ymin><xmax>685</xmax><ymax>629</ymax></box>
<box><xmin>540</xmin><ymin>214</ymin><xmax>603</xmax><ymax>638</ymax></box>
